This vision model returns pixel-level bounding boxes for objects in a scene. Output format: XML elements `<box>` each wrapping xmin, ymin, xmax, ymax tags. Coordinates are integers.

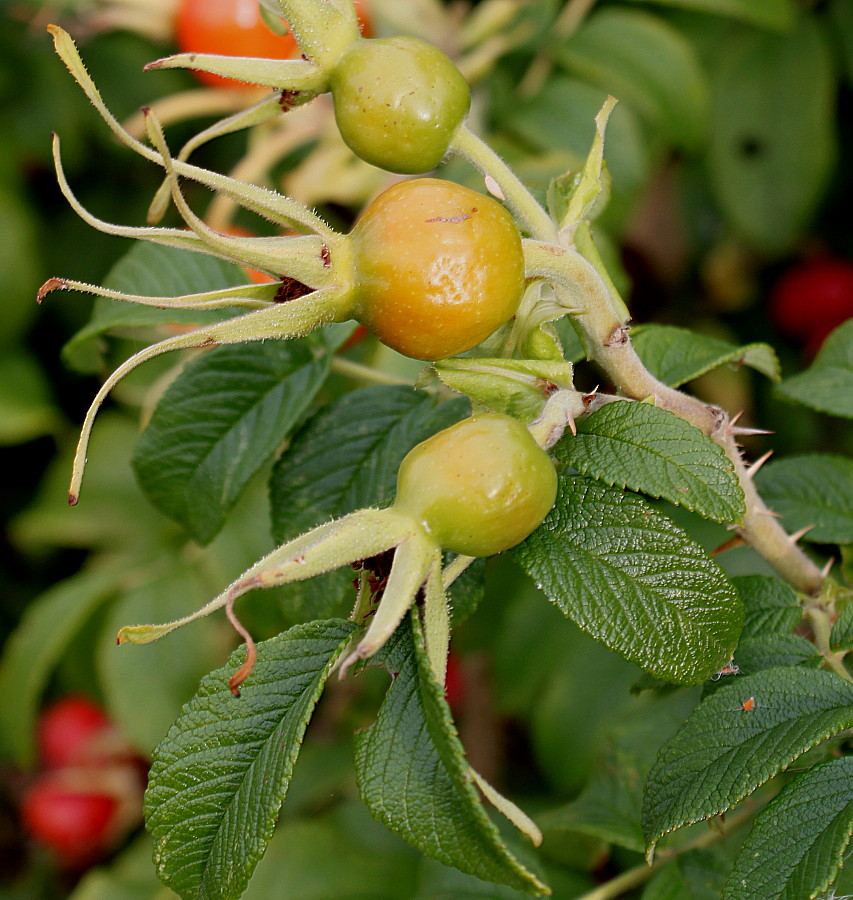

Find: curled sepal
<box><xmin>141</xmin><ymin>107</ymin><xmax>332</xmax><ymax>286</ymax></box>
<box><xmin>116</xmin><ymin>507</ymin><xmax>444</xmax><ymax>696</ymax></box>
<box><xmin>38</xmin><ymin>276</ymin><xmax>279</xmax><ymax>310</ymax></box>
<box><xmin>49</xmin><ymin>25</ymin><xmax>335</xmax><ymax>239</ymax></box>
<box><xmin>428</xmin><ymin>357</ymin><xmax>575</xmax><ymax>424</ymax></box>
<box><xmin>69</xmin><ymin>286</ymin><xmax>352</xmax><ymax>505</ymax></box>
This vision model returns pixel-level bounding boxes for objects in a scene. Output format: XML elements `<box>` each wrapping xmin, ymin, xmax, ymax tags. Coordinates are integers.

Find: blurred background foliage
<box><xmin>1</xmin><ymin>0</ymin><xmax>852</xmax><ymax>897</ymax></box>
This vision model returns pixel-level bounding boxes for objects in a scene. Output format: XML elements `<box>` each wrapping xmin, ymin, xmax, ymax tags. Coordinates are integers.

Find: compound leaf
<box><xmin>722</xmin><ymin>756</ymin><xmax>853</xmax><ymax>900</ymax></box>
<box><xmin>632</xmin><ymin>324</ymin><xmax>779</xmax><ymax>387</ymax></box>
<box><xmin>354</xmin><ymin>612</ymin><xmax>549</xmax><ymax>897</ymax></box>
<box><xmin>754</xmin><ymin>454</ymin><xmax>853</xmax><ymax>545</ymax></box>
<box><xmin>133</xmin><ymin>340</ymin><xmax>330</xmax><ymax>545</ymax></box>
<box><xmin>642</xmin><ymin>667</ymin><xmax>853</xmax><ymax>857</ymax></box>
<box><xmin>144</xmin><ymin>619</ymin><xmax>356</xmax><ymax>900</ymax></box>
<box><xmin>513</xmin><ymin>474</ymin><xmax>742</xmax><ymax>685</ymax></box>
<box><xmin>556</xmin><ymin>401</ymin><xmax>745</xmax><ymax>523</ymax></box>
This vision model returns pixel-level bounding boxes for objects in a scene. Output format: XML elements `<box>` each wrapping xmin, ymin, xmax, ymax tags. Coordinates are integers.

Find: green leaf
<box><xmin>754</xmin><ymin>454</ymin><xmax>853</xmax><ymax>545</ymax></box>
<box><xmin>632</xmin><ymin>324</ymin><xmax>780</xmax><ymax>387</ymax></box>
<box><xmin>144</xmin><ymin>619</ymin><xmax>356</xmax><ymax>900</ymax></box>
<box><xmin>642</xmin><ymin>667</ymin><xmax>853</xmax><ymax>856</ymax></box>
<box><xmin>62</xmin><ymin>242</ymin><xmax>248</xmax><ymax>373</ymax></box>
<box><xmin>706</xmin><ymin>14</ymin><xmax>835</xmax><ymax>255</ymax></box>
<box><xmin>133</xmin><ymin>340</ymin><xmax>330</xmax><ymax>545</ymax></box>
<box><xmin>733</xmin><ymin>634</ymin><xmax>822</xmax><ymax>674</ymax></box>
<box><xmin>354</xmin><ymin>612</ymin><xmax>549</xmax><ymax>897</ymax></box>
<box><xmin>268</xmin><ymin>386</ymin><xmax>468</xmax><ymax>620</ymax></box>
<box><xmin>0</xmin><ymin>567</ymin><xmax>120</xmax><ymax>767</ymax></box>
<box><xmin>555</xmin><ymin>9</ymin><xmax>709</xmax><ymax>150</ymax></box>
<box><xmin>722</xmin><ymin>756</ymin><xmax>853</xmax><ymax>900</ymax></box>
<box><xmin>622</xmin><ymin>0</ymin><xmax>794</xmax><ymax>31</ymax></box>
<box><xmin>731</xmin><ymin>575</ymin><xmax>801</xmax><ymax>640</ymax></box>
<box><xmin>830</xmin><ymin>603</ymin><xmax>853</xmax><ymax>652</ymax></box>
<box><xmin>555</xmin><ymin>401</ymin><xmax>745</xmax><ymax>524</ymax></box>
<box><xmin>777</xmin><ymin>320</ymin><xmax>853</xmax><ymax>418</ymax></box>
<box><xmin>513</xmin><ymin>474</ymin><xmax>742</xmax><ymax>684</ymax></box>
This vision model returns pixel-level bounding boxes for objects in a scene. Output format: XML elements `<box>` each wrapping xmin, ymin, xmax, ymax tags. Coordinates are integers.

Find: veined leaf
<box><xmin>777</xmin><ymin>321</ymin><xmax>853</xmax><ymax>418</ymax></box>
<box><xmin>733</xmin><ymin>634</ymin><xmax>822</xmax><ymax>675</ymax></box>
<box><xmin>754</xmin><ymin>454</ymin><xmax>853</xmax><ymax>545</ymax></box>
<box><xmin>513</xmin><ymin>474</ymin><xmax>742</xmax><ymax>685</ymax></box>
<box><xmin>722</xmin><ymin>756</ymin><xmax>853</xmax><ymax>900</ymax></box>
<box><xmin>268</xmin><ymin>386</ymin><xmax>469</xmax><ymax>621</ymax></box>
<box><xmin>0</xmin><ymin>567</ymin><xmax>120</xmax><ymax>767</ymax></box>
<box><xmin>632</xmin><ymin>324</ymin><xmax>780</xmax><ymax>387</ymax></box>
<box><xmin>642</xmin><ymin>667</ymin><xmax>853</xmax><ymax>857</ymax></box>
<box><xmin>732</xmin><ymin>575</ymin><xmax>801</xmax><ymax>640</ymax></box>
<box><xmin>354</xmin><ymin>612</ymin><xmax>549</xmax><ymax>897</ymax></box>
<box><xmin>144</xmin><ymin>619</ymin><xmax>356</xmax><ymax>900</ymax></box>
<box><xmin>556</xmin><ymin>401</ymin><xmax>745</xmax><ymax>523</ymax></box>
<box><xmin>133</xmin><ymin>340</ymin><xmax>330</xmax><ymax>545</ymax></box>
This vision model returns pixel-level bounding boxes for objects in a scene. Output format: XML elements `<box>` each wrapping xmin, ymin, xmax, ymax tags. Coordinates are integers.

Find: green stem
<box><xmin>524</xmin><ymin>238</ymin><xmax>826</xmax><ymax>596</ymax></box>
<box><xmin>450</xmin><ymin>125</ymin><xmax>557</xmax><ymax>241</ymax></box>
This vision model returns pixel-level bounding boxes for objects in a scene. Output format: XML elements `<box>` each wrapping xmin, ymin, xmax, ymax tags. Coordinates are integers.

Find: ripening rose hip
<box><xmin>351</xmin><ymin>178</ymin><xmax>525</xmax><ymax>361</ymax></box>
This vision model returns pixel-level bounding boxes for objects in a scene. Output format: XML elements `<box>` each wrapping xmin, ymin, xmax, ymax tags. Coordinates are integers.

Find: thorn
<box><xmin>67</xmin><ymin>492</ymin><xmax>79</xmax><ymax>507</ymax></box>
<box><xmin>821</xmin><ymin>558</ymin><xmax>835</xmax><ymax>578</ymax></box>
<box><xmin>728</xmin><ymin>411</ymin><xmax>743</xmax><ymax>428</ymax></box>
<box><xmin>566</xmin><ymin>407</ymin><xmax>577</xmax><ymax>437</ymax></box>
<box><xmin>745</xmin><ymin>450</ymin><xmax>773</xmax><ymax>479</ymax></box>
<box><xmin>37</xmin><ymin>277</ymin><xmax>67</xmax><ymax>303</ymax></box>
<box><xmin>788</xmin><ymin>523</ymin><xmax>816</xmax><ymax>545</ymax></box>
<box><xmin>757</xmin><ymin>508</ymin><xmax>783</xmax><ymax>519</ymax></box>
<box><xmin>731</xmin><ymin>425</ymin><xmax>774</xmax><ymax>437</ymax></box>
<box><xmin>711</xmin><ymin>535</ymin><xmax>746</xmax><ymax>556</ymax></box>
<box><xmin>582</xmin><ymin>386</ymin><xmax>599</xmax><ymax>407</ymax></box>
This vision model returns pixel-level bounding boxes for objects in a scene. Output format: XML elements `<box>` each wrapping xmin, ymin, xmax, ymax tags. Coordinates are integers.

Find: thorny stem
<box><xmin>574</xmin><ymin>803</ymin><xmax>758</xmax><ymax>900</ymax></box>
<box><xmin>450</xmin><ymin>124</ymin><xmax>557</xmax><ymax>241</ymax></box>
<box><xmin>806</xmin><ymin>605</ymin><xmax>853</xmax><ymax>683</ymax></box>
<box><xmin>522</xmin><ymin>239</ymin><xmax>826</xmax><ymax>597</ymax></box>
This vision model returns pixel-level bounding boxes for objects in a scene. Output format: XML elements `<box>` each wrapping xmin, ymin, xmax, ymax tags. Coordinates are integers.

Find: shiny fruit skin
<box><xmin>351</xmin><ymin>178</ymin><xmax>524</xmax><ymax>361</ymax></box>
<box><xmin>769</xmin><ymin>255</ymin><xmax>853</xmax><ymax>342</ymax></box>
<box><xmin>394</xmin><ymin>413</ymin><xmax>557</xmax><ymax>557</ymax></box>
<box><xmin>175</xmin><ymin>0</ymin><xmax>370</xmax><ymax>90</ymax></box>
<box><xmin>21</xmin><ymin>773</ymin><xmax>119</xmax><ymax>868</ymax></box>
<box><xmin>38</xmin><ymin>695</ymin><xmax>113</xmax><ymax>770</ymax></box>
<box><xmin>330</xmin><ymin>36</ymin><xmax>470</xmax><ymax>174</ymax></box>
